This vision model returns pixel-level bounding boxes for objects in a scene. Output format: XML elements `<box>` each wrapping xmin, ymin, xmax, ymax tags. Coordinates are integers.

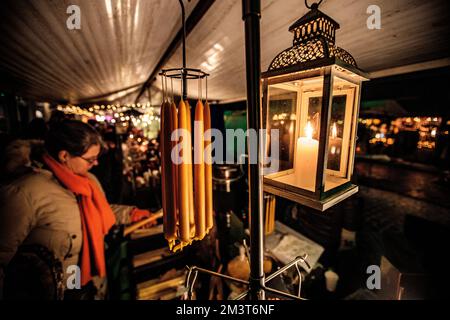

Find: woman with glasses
<box><xmin>0</xmin><ymin>120</ymin><xmax>155</xmax><ymax>299</ymax></box>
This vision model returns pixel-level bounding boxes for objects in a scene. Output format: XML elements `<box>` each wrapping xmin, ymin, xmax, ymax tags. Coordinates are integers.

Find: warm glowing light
<box><xmin>431</xmin><ymin>129</ymin><xmax>436</xmax><ymax>137</ymax></box>
<box><xmin>305</xmin><ymin>121</ymin><xmax>313</xmax><ymax>139</ymax></box>
<box><xmin>331</xmin><ymin>122</ymin><xmax>337</xmax><ymax>139</ymax></box>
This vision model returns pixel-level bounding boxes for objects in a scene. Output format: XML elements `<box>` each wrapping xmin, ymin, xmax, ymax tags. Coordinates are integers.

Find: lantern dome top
<box><xmin>265</xmin><ymin>5</ymin><xmax>361</xmax><ymax>77</ymax></box>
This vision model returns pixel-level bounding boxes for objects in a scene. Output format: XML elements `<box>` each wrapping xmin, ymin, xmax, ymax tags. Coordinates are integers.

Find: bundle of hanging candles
<box><xmin>160</xmin><ymin>92</ymin><xmax>213</xmax><ymax>252</ymax></box>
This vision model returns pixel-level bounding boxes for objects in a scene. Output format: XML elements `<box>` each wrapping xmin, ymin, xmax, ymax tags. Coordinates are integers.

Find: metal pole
<box><xmin>242</xmin><ymin>0</ymin><xmax>264</xmax><ymax>300</ymax></box>
<box><xmin>178</xmin><ymin>0</ymin><xmax>188</xmax><ymax>100</ymax></box>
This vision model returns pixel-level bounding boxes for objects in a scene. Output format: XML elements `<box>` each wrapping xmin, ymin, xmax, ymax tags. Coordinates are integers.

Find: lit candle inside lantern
<box><xmin>296</xmin><ymin>121</ymin><xmax>319</xmax><ymax>191</ymax></box>
<box><xmin>328</xmin><ymin>122</ymin><xmax>342</xmax><ymax>171</ymax></box>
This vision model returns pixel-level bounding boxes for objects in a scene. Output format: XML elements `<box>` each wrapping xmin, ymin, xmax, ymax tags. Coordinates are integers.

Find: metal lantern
<box><xmin>262</xmin><ymin>2</ymin><xmax>369</xmax><ymax>211</ymax></box>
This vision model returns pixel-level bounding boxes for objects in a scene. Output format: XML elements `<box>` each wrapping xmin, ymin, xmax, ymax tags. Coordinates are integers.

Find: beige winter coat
<box><xmin>0</xmin><ymin>166</ymin><xmax>134</xmax><ymax>298</ymax></box>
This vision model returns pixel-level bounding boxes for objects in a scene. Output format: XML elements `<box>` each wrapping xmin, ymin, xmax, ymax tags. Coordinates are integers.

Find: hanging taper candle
<box><xmin>177</xmin><ymin>99</ymin><xmax>191</xmax><ymax>244</ymax></box>
<box><xmin>161</xmin><ymin>100</ymin><xmax>177</xmax><ymax>244</ymax></box>
<box><xmin>184</xmin><ymin>100</ymin><xmax>195</xmax><ymax>238</ymax></box>
<box><xmin>204</xmin><ymin>101</ymin><xmax>213</xmax><ymax>233</ymax></box>
<box><xmin>194</xmin><ymin>100</ymin><xmax>206</xmax><ymax>240</ymax></box>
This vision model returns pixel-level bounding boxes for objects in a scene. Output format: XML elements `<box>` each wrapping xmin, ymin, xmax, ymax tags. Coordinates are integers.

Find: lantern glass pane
<box><xmin>265</xmin><ymin>76</ymin><xmax>324</xmax><ymax>192</ymax></box>
<box><xmin>266</xmin><ymin>86</ymin><xmax>298</xmax><ymax>172</ymax></box>
<box><xmin>324</xmin><ymin>75</ymin><xmax>359</xmax><ymax>192</ymax></box>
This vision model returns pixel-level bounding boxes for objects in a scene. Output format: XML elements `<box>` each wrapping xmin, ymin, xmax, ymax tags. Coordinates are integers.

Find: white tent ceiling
<box><xmin>0</xmin><ymin>0</ymin><xmax>199</xmax><ymax>103</ymax></box>
<box><xmin>0</xmin><ymin>0</ymin><xmax>449</xmax><ymax>104</ymax></box>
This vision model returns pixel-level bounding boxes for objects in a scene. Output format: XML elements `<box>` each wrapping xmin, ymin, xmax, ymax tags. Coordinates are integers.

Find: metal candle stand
<box><xmin>163</xmin><ymin>0</ymin><xmax>311</xmax><ymax>300</ymax></box>
<box><xmin>185</xmin><ymin>251</ymin><xmax>311</xmax><ymax>301</ymax></box>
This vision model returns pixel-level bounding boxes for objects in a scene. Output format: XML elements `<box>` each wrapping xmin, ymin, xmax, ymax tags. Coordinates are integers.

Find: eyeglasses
<box><xmin>79</xmin><ymin>156</ymin><xmax>98</xmax><ymax>164</ymax></box>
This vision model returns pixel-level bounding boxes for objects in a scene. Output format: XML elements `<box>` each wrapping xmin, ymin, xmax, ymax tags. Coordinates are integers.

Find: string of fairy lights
<box><xmin>56</xmin><ymin>102</ymin><xmax>161</xmax><ymax>128</ymax></box>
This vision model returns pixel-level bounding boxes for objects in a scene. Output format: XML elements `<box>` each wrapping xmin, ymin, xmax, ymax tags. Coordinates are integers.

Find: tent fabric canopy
<box><xmin>0</xmin><ymin>0</ymin><xmax>449</xmax><ymax>104</ymax></box>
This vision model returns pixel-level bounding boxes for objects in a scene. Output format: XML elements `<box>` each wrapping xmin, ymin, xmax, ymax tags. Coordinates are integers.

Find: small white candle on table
<box><xmin>296</xmin><ymin>121</ymin><xmax>319</xmax><ymax>191</ymax></box>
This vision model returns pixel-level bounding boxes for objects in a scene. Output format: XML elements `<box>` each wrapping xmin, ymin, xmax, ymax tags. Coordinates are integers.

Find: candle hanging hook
<box><xmin>165</xmin><ymin>75</ymin><xmax>169</xmax><ymax>104</ymax></box>
<box><xmin>294</xmin><ymin>261</ymin><xmax>303</xmax><ymax>298</ymax></box>
<box><xmin>171</xmin><ymin>78</ymin><xmax>174</xmax><ymax>103</ymax></box>
<box><xmin>197</xmin><ymin>75</ymin><xmax>202</xmax><ymax>101</ymax></box>
<box><xmin>161</xmin><ymin>74</ymin><xmax>166</xmax><ymax>102</ymax></box>
<box><xmin>180</xmin><ymin>69</ymin><xmax>183</xmax><ymax>102</ymax></box>
<box><xmin>185</xmin><ymin>269</ymin><xmax>198</xmax><ymax>300</ymax></box>
<box><xmin>205</xmin><ymin>76</ymin><xmax>208</xmax><ymax>103</ymax></box>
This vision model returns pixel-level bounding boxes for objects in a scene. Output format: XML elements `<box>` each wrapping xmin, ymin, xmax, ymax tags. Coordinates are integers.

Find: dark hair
<box><xmin>45</xmin><ymin>120</ymin><xmax>103</xmax><ymax>159</ymax></box>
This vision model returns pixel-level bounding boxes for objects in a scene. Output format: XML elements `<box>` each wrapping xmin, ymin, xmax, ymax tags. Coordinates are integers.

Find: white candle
<box><xmin>296</xmin><ymin>121</ymin><xmax>319</xmax><ymax>191</ymax></box>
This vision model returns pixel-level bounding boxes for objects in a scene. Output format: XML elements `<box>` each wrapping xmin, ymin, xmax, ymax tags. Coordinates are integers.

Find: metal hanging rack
<box><xmin>159</xmin><ymin>0</ymin><xmax>209</xmax><ymax>101</ymax></box>
<box><xmin>163</xmin><ymin>0</ymin><xmax>312</xmax><ymax>300</ymax></box>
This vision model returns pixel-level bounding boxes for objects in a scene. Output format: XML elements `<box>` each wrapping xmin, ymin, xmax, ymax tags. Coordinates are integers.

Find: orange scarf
<box><xmin>43</xmin><ymin>154</ymin><xmax>116</xmax><ymax>286</ymax></box>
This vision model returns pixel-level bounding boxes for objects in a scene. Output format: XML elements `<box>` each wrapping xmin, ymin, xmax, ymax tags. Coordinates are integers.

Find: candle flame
<box><xmin>305</xmin><ymin>121</ymin><xmax>313</xmax><ymax>139</ymax></box>
<box><xmin>331</xmin><ymin>122</ymin><xmax>337</xmax><ymax>139</ymax></box>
